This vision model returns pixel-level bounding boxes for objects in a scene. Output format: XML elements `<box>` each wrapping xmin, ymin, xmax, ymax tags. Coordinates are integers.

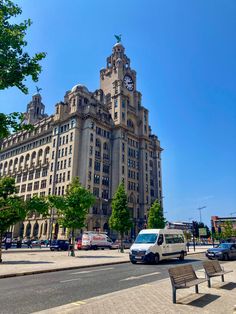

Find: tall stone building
<box><xmin>0</xmin><ymin>41</ymin><xmax>163</xmax><ymax>240</ymax></box>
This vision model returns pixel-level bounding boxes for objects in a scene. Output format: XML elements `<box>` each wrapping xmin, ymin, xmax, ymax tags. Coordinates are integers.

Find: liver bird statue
<box><xmin>114</xmin><ymin>34</ymin><xmax>122</xmax><ymax>43</ymax></box>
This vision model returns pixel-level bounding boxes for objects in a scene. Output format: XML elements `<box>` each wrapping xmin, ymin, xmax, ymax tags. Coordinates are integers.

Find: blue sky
<box><xmin>1</xmin><ymin>0</ymin><xmax>236</xmax><ymax>226</ymax></box>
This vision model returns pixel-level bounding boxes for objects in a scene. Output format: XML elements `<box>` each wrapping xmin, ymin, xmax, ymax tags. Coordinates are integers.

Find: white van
<box><xmin>129</xmin><ymin>229</ymin><xmax>187</xmax><ymax>264</ymax></box>
<box><xmin>82</xmin><ymin>231</ymin><xmax>113</xmax><ymax>250</ymax></box>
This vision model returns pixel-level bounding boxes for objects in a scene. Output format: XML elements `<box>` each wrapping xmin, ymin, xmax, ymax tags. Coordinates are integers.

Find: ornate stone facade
<box><xmin>0</xmin><ymin>42</ymin><xmax>163</xmax><ymax>240</ymax></box>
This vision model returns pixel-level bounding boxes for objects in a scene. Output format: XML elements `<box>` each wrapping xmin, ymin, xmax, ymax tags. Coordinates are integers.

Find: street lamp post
<box><xmin>197</xmin><ymin>206</ymin><xmax>206</xmax><ymax>223</ymax></box>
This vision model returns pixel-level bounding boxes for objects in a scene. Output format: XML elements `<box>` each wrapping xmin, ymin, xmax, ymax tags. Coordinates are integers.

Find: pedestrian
<box><xmin>27</xmin><ymin>239</ymin><xmax>32</xmax><ymax>249</ymax></box>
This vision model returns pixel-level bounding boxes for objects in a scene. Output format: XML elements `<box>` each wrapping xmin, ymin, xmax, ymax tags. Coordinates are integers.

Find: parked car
<box><xmin>111</xmin><ymin>240</ymin><xmax>132</xmax><ymax>250</ymax></box>
<box><xmin>206</xmin><ymin>243</ymin><xmax>236</xmax><ymax>261</ymax></box>
<box><xmin>77</xmin><ymin>239</ymin><xmax>82</xmax><ymax>250</ymax></box>
<box><xmin>50</xmin><ymin>240</ymin><xmax>69</xmax><ymax>251</ymax></box>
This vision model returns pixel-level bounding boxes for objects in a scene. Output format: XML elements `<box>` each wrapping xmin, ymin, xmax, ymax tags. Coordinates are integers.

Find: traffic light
<box><xmin>192</xmin><ymin>221</ymin><xmax>199</xmax><ymax>237</ymax></box>
<box><xmin>211</xmin><ymin>227</ymin><xmax>216</xmax><ymax>234</ymax></box>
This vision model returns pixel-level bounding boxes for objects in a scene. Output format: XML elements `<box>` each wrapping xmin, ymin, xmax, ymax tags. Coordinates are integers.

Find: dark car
<box><xmin>206</xmin><ymin>243</ymin><xmax>236</xmax><ymax>261</ymax></box>
<box><xmin>50</xmin><ymin>240</ymin><xmax>69</xmax><ymax>251</ymax></box>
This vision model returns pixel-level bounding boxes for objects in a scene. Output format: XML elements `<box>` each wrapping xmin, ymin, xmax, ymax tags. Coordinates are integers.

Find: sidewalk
<box><xmin>34</xmin><ymin>260</ymin><xmax>236</xmax><ymax>314</ymax></box>
<box><xmin>0</xmin><ymin>246</ymin><xmax>207</xmax><ymax>278</ymax></box>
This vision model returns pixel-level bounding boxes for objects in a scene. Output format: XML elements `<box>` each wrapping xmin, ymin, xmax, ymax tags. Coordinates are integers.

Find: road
<box><xmin>0</xmin><ymin>253</ymin><xmax>208</xmax><ymax>314</ymax></box>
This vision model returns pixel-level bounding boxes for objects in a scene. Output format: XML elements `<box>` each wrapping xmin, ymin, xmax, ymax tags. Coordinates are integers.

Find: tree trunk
<box><xmin>120</xmin><ymin>232</ymin><xmax>124</xmax><ymax>253</ymax></box>
<box><xmin>0</xmin><ymin>232</ymin><xmax>2</xmax><ymax>263</ymax></box>
<box><xmin>70</xmin><ymin>228</ymin><xmax>75</xmax><ymax>257</ymax></box>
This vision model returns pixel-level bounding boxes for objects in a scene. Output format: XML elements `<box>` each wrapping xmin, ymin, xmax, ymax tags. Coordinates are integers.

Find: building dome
<box><xmin>71</xmin><ymin>84</ymin><xmax>89</xmax><ymax>93</ymax></box>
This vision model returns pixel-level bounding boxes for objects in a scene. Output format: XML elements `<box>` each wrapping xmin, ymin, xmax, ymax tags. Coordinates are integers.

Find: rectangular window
<box><xmin>21</xmin><ymin>184</ymin><xmax>26</xmax><ymax>193</ymax></box>
<box><xmin>67</xmin><ymin>171</ymin><xmax>70</xmax><ymax>181</ymax></box>
<box><xmin>42</xmin><ymin>168</ymin><xmax>47</xmax><ymax>177</ymax></box>
<box><xmin>27</xmin><ymin>183</ymin><xmax>32</xmax><ymax>191</ymax></box>
<box><xmin>68</xmin><ymin>158</ymin><xmax>71</xmax><ymax>167</ymax></box>
<box><xmin>41</xmin><ymin>180</ymin><xmax>47</xmax><ymax>189</ymax></box>
<box><xmin>70</xmin><ymin>132</ymin><xmax>73</xmax><ymax>141</ymax></box>
<box><xmin>69</xmin><ymin>145</ymin><xmax>72</xmax><ymax>154</ymax></box>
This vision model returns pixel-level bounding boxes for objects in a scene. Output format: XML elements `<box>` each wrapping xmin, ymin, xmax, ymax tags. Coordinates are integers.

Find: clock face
<box><xmin>123</xmin><ymin>75</ymin><xmax>134</xmax><ymax>91</ymax></box>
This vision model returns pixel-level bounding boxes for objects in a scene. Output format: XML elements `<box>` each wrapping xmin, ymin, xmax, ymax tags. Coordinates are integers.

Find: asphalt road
<box><xmin>0</xmin><ymin>253</ymin><xmax>208</xmax><ymax>314</ymax></box>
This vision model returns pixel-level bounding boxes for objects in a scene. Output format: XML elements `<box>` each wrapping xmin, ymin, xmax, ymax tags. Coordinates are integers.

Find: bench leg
<box><xmin>221</xmin><ymin>275</ymin><xmax>224</xmax><ymax>282</ymax></box>
<box><xmin>172</xmin><ymin>288</ymin><xmax>177</xmax><ymax>304</ymax></box>
<box><xmin>207</xmin><ymin>276</ymin><xmax>211</xmax><ymax>288</ymax></box>
<box><xmin>195</xmin><ymin>285</ymin><xmax>199</xmax><ymax>294</ymax></box>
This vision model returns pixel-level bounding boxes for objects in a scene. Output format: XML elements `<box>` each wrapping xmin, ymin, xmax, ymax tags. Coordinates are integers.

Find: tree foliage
<box><xmin>49</xmin><ymin>177</ymin><xmax>95</xmax><ymax>255</ymax></box>
<box><xmin>0</xmin><ymin>0</ymin><xmax>46</xmax><ymax>94</ymax></box>
<box><xmin>0</xmin><ymin>176</ymin><xmax>49</xmax><ymax>262</ymax></box>
<box><xmin>0</xmin><ymin>112</ymin><xmax>34</xmax><ymax>140</ymax></box>
<box><xmin>109</xmin><ymin>183</ymin><xmax>132</xmax><ymax>252</ymax></box>
<box><xmin>147</xmin><ymin>199</ymin><xmax>165</xmax><ymax>229</ymax></box>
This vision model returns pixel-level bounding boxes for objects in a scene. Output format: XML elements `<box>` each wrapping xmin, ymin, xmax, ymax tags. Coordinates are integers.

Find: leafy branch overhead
<box><xmin>0</xmin><ymin>0</ymin><xmax>46</xmax><ymax>94</ymax></box>
<box><xmin>0</xmin><ymin>112</ymin><xmax>34</xmax><ymax>140</ymax></box>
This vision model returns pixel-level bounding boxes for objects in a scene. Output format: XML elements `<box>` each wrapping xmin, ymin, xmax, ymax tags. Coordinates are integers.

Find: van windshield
<box><xmin>135</xmin><ymin>233</ymin><xmax>158</xmax><ymax>244</ymax></box>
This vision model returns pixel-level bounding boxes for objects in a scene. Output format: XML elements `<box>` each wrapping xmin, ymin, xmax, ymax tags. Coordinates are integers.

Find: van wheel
<box><xmin>154</xmin><ymin>254</ymin><xmax>160</xmax><ymax>264</ymax></box>
<box><xmin>179</xmin><ymin>252</ymin><xmax>185</xmax><ymax>261</ymax></box>
<box><xmin>93</xmin><ymin>246</ymin><xmax>98</xmax><ymax>250</ymax></box>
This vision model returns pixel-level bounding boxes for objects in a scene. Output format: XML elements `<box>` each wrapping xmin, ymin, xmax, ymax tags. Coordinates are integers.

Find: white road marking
<box><xmin>60</xmin><ymin>278</ymin><xmax>82</xmax><ymax>283</ymax></box>
<box><xmin>70</xmin><ymin>267</ymin><xmax>114</xmax><ymax>275</ymax></box>
<box><xmin>120</xmin><ymin>271</ymin><xmax>160</xmax><ymax>281</ymax></box>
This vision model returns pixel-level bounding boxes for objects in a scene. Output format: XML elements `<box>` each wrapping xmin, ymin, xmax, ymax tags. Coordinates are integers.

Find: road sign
<box><xmin>199</xmin><ymin>228</ymin><xmax>207</xmax><ymax>236</ymax></box>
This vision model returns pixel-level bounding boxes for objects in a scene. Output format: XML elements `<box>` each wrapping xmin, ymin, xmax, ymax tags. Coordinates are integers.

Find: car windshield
<box><xmin>217</xmin><ymin>243</ymin><xmax>232</xmax><ymax>249</ymax></box>
<box><xmin>135</xmin><ymin>233</ymin><xmax>157</xmax><ymax>244</ymax></box>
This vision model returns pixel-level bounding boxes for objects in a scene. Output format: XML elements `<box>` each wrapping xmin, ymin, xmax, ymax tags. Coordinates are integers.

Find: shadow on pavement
<box><xmin>76</xmin><ymin>255</ymin><xmax>121</xmax><ymax>259</ymax></box>
<box><xmin>1</xmin><ymin>260</ymin><xmax>53</xmax><ymax>264</ymax></box>
<box><xmin>178</xmin><ymin>293</ymin><xmax>220</xmax><ymax>307</ymax></box>
<box><xmin>159</xmin><ymin>258</ymin><xmax>201</xmax><ymax>265</ymax></box>
<box><xmin>215</xmin><ymin>282</ymin><xmax>236</xmax><ymax>290</ymax></box>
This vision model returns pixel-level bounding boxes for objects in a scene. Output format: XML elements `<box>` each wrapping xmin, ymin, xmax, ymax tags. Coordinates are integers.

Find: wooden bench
<box><xmin>168</xmin><ymin>264</ymin><xmax>208</xmax><ymax>303</ymax></box>
<box><xmin>203</xmin><ymin>260</ymin><xmax>233</xmax><ymax>288</ymax></box>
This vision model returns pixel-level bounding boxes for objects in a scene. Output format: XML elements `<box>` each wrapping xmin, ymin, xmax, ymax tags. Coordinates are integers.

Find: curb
<box><xmin>0</xmin><ymin>251</ymin><xmax>205</xmax><ymax>280</ymax></box>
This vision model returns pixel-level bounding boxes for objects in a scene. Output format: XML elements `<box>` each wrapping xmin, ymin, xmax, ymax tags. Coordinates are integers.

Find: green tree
<box><xmin>147</xmin><ymin>199</ymin><xmax>165</xmax><ymax>229</ymax></box>
<box><xmin>0</xmin><ymin>176</ymin><xmax>49</xmax><ymax>262</ymax></box>
<box><xmin>49</xmin><ymin>177</ymin><xmax>95</xmax><ymax>256</ymax></box>
<box><xmin>0</xmin><ymin>112</ymin><xmax>33</xmax><ymax>140</ymax></box>
<box><xmin>221</xmin><ymin>221</ymin><xmax>234</xmax><ymax>239</ymax></box>
<box><xmin>0</xmin><ymin>0</ymin><xmax>46</xmax><ymax>140</ymax></box>
<box><xmin>109</xmin><ymin>183</ymin><xmax>132</xmax><ymax>252</ymax></box>
<box><xmin>0</xmin><ymin>0</ymin><xmax>46</xmax><ymax>94</ymax></box>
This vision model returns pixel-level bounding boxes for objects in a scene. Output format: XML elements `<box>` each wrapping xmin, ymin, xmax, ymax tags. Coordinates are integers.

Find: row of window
<box><xmin>1</xmin><ymin>122</ymin><xmax>51</xmax><ymax>149</ymax></box>
<box><xmin>15</xmin><ymin>168</ymin><xmax>48</xmax><ymax>183</ymax></box>
<box><xmin>88</xmin><ymin>173</ymin><xmax>109</xmax><ymax>186</ymax></box>
<box><xmin>53</xmin><ymin>134</ymin><xmax>73</xmax><ymax>148</ymax></box>
<box><xmin>19</xmin><ymin>180</ymin><xmax>47</xmax><ymax>193</ymax></box>
<box><xmin>93</xmin><ymin>161</ymin><xmax>110</xmax><ymax>173</ymax></box>
<box><xmin>1</xmin><ymin>138</ymin><xmax>51</xmax><ymax>161</ymax></box>
<box><xmin>53</xmin><ymin>120</ymin><xmax>75</xmax><ymax>135</ymax></box>
<box><xmin>53</xmin><ymin>171</ymin><xmax>70</xmax><ymax>184</ymax></box>
<box><xmin>96</xmin><ymin>127</ymin><xmax>110</xmax><ymax>139</ymax></box>
<box><xmin>50</xmin><ymin>158</ymin><xmax>71</xmax><ymax>171</ymax></box>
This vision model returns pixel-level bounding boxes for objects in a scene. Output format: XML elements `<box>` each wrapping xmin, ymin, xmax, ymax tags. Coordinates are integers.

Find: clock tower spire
<box><xmin>100</xmin><ymin>40</ymin><xmax>139</xmax><ymax>125</ymax></box>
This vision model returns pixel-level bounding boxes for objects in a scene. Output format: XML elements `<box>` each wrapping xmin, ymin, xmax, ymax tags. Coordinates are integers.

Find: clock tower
<box><xmin>100</xmin><ymin>42</ymin><xmax>142</xmax><ymax>126</ymax></box>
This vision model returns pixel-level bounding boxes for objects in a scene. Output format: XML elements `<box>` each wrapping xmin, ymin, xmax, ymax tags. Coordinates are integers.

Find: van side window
<box><xmin>165</xmin><ymin>234</ymin><xmax>184</xmax><ymax>244</ymax></box>
<box><xmin>165</xmin><ymin>234</ymin><xmax>174</xmax><ymax>244</ymax></box>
